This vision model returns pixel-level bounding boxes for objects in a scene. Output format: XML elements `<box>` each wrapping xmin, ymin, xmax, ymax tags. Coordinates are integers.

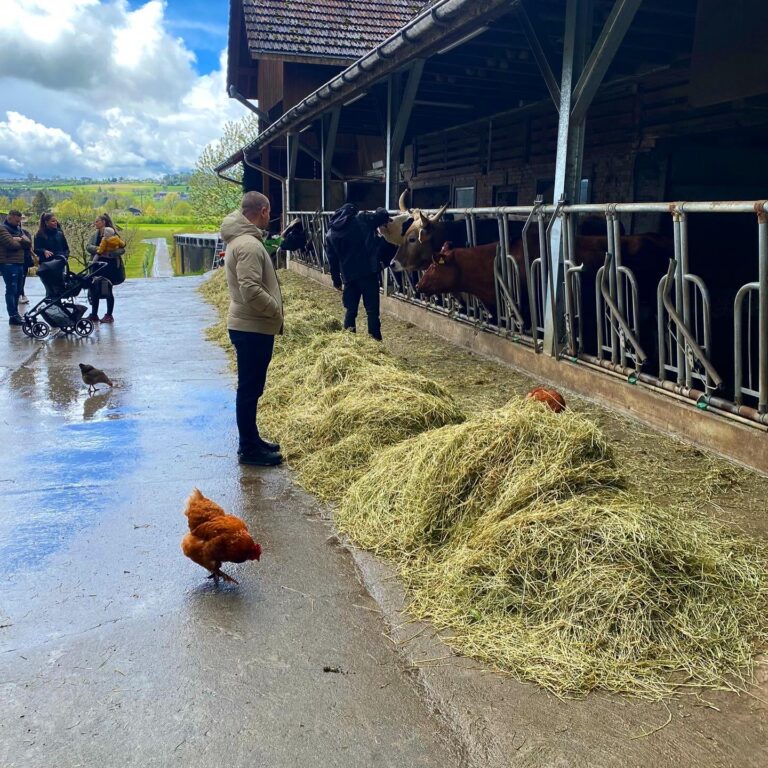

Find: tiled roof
<box><xmin>242</xmin><ymin>0</ymin><xmax>430</xmax><ymax>62</ymax></box>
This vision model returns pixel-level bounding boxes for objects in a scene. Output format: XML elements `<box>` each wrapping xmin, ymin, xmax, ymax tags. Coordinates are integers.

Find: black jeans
<box><xmin>342</xmin><ymin>272</ymin><xmax>381</xmax><ymax>339</ymax></box>
<box><xmin>228</xmin><ymin>329</ymin><xmax>275</xmax><ymax>452</ymax></box>
<box><xmin>91</xmin><ymin>295</ymin><xmax>115</xmax><ymax>315</ymax></box>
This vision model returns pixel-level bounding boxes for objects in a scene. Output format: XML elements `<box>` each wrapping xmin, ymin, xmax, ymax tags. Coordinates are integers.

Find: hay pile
<box><xmin>338</xmin><ymin>398</ymin><xmax>768</xmax><ymax>698</ymax></box>
<box><xmin>260</xmin><ymin>332</ymin><xmax>465</xmax><ymax>500</ymax></box>
<box><xmin>201</xmin><ymin>270</ymin><xmax>464</xmax><ymax>500</ymax></box>
<box><xmin>202</xmin><ymin>269</ymin><xmax>768</xmax><ymax>698</ymax></box>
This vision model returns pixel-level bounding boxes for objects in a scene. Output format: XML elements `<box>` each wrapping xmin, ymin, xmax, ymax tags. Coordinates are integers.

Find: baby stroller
<box><xmin>22</xmin><ymin>257</ymin><xmax>106</xmax><ymax>339</ymax></box>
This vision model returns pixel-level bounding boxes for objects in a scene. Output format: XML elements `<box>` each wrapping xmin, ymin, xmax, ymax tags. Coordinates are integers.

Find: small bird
<box><xmin>79</xmin><ymin>363</ymin><xmax>113</xmax><ymax>394</ymax></box>
<box><xmin>181</xmin><ymin>488</ymin><xmax>261</xmax><ymax>584</ymax></box>
<box><xmin>527</xmin><ymin>386</ymin><xmax>566</xmax><ymax>413</ymax></box>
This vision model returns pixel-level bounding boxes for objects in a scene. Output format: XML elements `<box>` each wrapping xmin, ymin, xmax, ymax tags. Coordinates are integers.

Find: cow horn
<box><xmin>398</xmin><ymin>188</ymin><xmax>409</xmax><ymax>213</ymax></box>
<box><xmin>428</xmin><ymin>202</ymin><xmax>449</xmax><ymax>224</ymax></box>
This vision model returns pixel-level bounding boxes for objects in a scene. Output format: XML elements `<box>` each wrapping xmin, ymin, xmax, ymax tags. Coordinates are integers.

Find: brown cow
<box><xmin>415</xmin><ymin>241</ymin><xmax>499</xmax><ymax>313</ymax></box>
<box><xmin>416</xmin><ymin>232</ymin><xmax>673</xmax><ymax>363</ymax></box>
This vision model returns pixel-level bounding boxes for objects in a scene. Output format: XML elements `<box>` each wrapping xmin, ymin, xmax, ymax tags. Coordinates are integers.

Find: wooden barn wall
<box><xmin>283</xmin><ymin>63</ymin><xmax>345</xmax><ymax>111</ymax></box>
<box><xmin>409</xmin><ymin>65</ymin><xmax>768</xmax><ymax>212</ymax></box>
<box><xmin>257</xmin><ymin>59</ymin><xmax>284</xmax><ymax>114</ymax></box>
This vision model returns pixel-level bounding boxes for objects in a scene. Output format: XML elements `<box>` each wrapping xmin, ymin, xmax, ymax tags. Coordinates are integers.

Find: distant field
<box><xmin>2</xmin><ymin>182</ymin><xmax>188</xmax><ymax>194</ymax></box>
<box><xmin>123</xmin><ymin>223</ymin><xmax>219</xmax><ymax>278</ymax></box>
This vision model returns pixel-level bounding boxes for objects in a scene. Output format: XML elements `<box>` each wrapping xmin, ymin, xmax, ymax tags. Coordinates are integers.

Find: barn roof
<box><xmin>241</xmin><ymin>0</ymin><xmax>429</xmax><ymax>64</ymax></box>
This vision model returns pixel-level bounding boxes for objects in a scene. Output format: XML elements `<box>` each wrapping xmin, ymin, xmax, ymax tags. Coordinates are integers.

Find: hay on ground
<box><xmin>338</xmin><ymin>398</ymin><xmax>768</xmax><ymax>698</ymax></box>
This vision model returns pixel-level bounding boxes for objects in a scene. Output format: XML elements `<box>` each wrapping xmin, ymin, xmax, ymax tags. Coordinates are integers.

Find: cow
<box><xmin>415</xmin><ymin>241</ymin><xmax>499</xmax><ymax>314</ymax></box>
<box><xmin>415</xmin><ymin>230</ymin><xmax>674</xmax><ymax>368</ymax></box>
<box><xmin>378</xmin><ymin>189</ymin><xmax>414</xmax><ymax>247</ymax></box>
<box><xmin>392</xmin><ymin>202</ymin><xmax>525</xmax><ymax>272</ymax></box>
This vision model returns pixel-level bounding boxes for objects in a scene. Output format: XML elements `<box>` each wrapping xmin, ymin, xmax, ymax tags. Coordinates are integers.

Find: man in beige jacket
<box><xmin>222</xmin><ymin>191</ymin><xmax>284</xmax><ymax>466</ymax></box>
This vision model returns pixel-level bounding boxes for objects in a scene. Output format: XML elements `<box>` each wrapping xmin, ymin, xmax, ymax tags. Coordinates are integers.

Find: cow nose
<box><xmin>389</xmin><ymin>260</ymin><xmax>403</xmax><ymax>272</ymax></box>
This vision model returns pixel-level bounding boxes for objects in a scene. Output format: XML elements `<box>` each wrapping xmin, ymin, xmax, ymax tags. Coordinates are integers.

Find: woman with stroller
<box><xmin>33</xmin><ymin>213</ymin><xmax>70</xmax><ymax>265</ymax></box>
<box><xmin>85</xmin><ymin>213</ymin><xmax>125</xmax><ymax>324</ymax></box>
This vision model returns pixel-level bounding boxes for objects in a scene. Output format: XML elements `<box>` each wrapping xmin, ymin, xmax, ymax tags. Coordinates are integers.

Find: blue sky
<box><xmin>0</xmin><ymin>1</ymin><xmax>243</xmax><ymax>179</ymax></box>
<box><xmin>129</xmin><ymin>0</ymin><xmax>229</xmax><ymax>76</ymax></box>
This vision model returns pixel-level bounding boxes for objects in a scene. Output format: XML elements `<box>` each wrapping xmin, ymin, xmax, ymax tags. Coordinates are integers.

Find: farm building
<box><xmin>217</xmin><ymin>0</ymin><xmax>768</xmax><ymax>472</ymax></box>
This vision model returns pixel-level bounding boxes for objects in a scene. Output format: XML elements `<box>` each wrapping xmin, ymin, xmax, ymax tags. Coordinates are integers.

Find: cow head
<box><xmin>378</xmin><ymin>189</ymin><xmax>413</xmax><ymax>246</ymax></box>
<box><xmin>414</xmin><ymin>241</ymin><xmax>459</xmax><ymax>296</ymax></box>
<box><xmin>279</xmin><ymin>218</ymin><xmax>307</xmax><ymax>252</ymax></box>
<box><xmin>391</xmin><ymin>202</ymin><xmax>449</xmax><ymax>272</ymax></box>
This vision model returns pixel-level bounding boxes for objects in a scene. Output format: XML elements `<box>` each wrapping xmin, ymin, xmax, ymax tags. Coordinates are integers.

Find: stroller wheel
<box><xmin>22</xmin><ymin>319</ymin><xmax>34</xmax><ymax>337</ymax></box>
<box><xmin>62</xmin><ymin>325</ymin><xmax>75</xmax><ymax>335</ymax></box>
<box><xmin>75</xmin><ymin>318</ymin><xmax>94</xmax><ymax>337</ymax></box>
<box><xmin>32</xmin><ymin>322</ymin><xmax>49</xmax><ymax>339</ymax></box>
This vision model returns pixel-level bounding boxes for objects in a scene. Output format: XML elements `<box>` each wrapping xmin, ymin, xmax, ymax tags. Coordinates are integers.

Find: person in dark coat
<box><xmin>33</xmin><ymin>213</ymin><xmax>70</xmax><ymax>264</ymax></box>
<box><xmin>324</xmin><ymin>204</ymin><xmax>391</xmax><ymax>341</ymax></box>
<box><xmin>1</xmin><ymin>210</ymin><xmax>33</xmax><ymax>307</ymax></box>
<box><xmin>0</xmin><ymin>210</ymin><xmax>31</xmax><ymax>325</ymax></box>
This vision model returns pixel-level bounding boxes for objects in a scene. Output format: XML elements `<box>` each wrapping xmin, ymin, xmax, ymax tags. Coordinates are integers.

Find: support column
<box><xmin>543</xmin><ymin>0</ymin><xmax>640</xmax><ymax>356</ymax></box>
<box><xmin>320</xmin><ymin>108</ymin><xmax>340</xmax><ymax>211</ymax></box>
<box><xmin>286</xmin><ymin>132</ymin><xmax>298</xmax><ymax>214</ymax></box>
<box><xmin>543</xmin><ymin>0</ymin><xmax>591</xmax><ymax>355</ymax></box>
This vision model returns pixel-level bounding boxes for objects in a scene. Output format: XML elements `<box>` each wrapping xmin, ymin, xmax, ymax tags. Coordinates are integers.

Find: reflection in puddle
<box><xmin>83</xmin><ymin>392</ymin><xmax>111</xmax><ymax>420</ymax></box>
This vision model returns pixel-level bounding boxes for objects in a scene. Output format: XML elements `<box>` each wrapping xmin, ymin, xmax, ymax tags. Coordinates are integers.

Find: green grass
<box><xmin>123</xmin><ymin>223</ymin><xmax>219</xmax><ymax>278</ymax></box>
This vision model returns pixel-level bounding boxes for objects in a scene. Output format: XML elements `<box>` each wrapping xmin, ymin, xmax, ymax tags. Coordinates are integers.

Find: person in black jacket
<box><xmin>33</xmin><ymin>213</ymin><xmax>70</xmax><ymax>265</ymax></box>
<box><xmin>324</xmin><ymin>204</ymin><xmax>391</xmax><ymax>341</ymax></box>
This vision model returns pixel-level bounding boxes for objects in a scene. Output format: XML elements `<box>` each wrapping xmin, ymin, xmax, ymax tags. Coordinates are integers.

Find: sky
<box><xmin>0</xmin><ymin>0</ymin><xmax>247</xmax><ymax>180</ymax></box>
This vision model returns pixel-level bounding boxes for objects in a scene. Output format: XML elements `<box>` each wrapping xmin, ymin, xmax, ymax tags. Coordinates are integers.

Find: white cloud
<box><xmin>0</xmin><ymin>0</ymin><xmax>246</xmax><ymax>178</ymax></box>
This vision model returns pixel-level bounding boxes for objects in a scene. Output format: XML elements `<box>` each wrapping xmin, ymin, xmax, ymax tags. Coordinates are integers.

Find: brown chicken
<box><xmin>527</xmin><ymin>386</ymin><xmax>567</xmax><ymax>413</ymax></box>
<box><xmin>79</xmin><ymin>363</ymin><xmax>113</xmax><ymax>393</ymax></box>
<box><xmin>181</xmin><ymin>488</ymin><xmax>262</xmax><ymax>584</ymax></box>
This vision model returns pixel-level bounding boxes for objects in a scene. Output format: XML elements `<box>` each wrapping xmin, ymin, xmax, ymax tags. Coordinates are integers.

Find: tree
<box><xmin>10</xmin><ymin>196</ymin><xmax>28</xmax><ymax>213</ymax></box>
<box><xmin>56</xmin><ymin>190</ymin><xmax>98</xmax><ymax>269</ymax></box>
<box><xmin>189</xmin><ymin>114</ymin><xmax>260</xmax><ymax>222</ymax></box>
<box><xmin>173</xmin><ymin>201</ymin><xmax>192</xmax><ymax>217</ymax></box>
<box><xmin>31</xmin><ymin>189</ymin><xmax>53</xmax><ymax>216</ymax></box>
<box><xmin>0</xmin><ymin>195</ymin><xmax>10</xmax><ymax>212</ymax></box>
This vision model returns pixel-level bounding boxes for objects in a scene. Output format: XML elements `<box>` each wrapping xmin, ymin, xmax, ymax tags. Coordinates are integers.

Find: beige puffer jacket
<box><xmin>221</xmin><ymin>210</ymin><xmax>283</xmax><ymax>335</ymax></box>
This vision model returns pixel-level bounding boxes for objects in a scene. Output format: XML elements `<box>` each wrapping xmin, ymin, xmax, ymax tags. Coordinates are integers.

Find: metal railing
<box><xmin>286</xmin><ymin>200</ymin><xmax>768</xmax><ymax>425</ymax></box>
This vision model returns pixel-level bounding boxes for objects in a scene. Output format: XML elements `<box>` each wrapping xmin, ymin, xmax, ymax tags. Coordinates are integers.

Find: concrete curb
<box><xmin>343</xmin><ymin>541</ymin><xmax>514</xmax><ymax>768</ymax></box>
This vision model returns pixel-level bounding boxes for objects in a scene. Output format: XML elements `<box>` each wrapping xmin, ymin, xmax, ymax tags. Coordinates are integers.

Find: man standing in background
<box><xmin>324</xmin><ymin>204</ymin><xmax>391</xmax><ymax>341</ymax></box>
<box><xmin>0</xmin><ymin>209</ymin><xmax>31</xmax><ymax>325</ymax></box>
<box><xmin>221</xmin><ymin>191</ymin><xmax>284</xmax><ymax>466</ymax></box>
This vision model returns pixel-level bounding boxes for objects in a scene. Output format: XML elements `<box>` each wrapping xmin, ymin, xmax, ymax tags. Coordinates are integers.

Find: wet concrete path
<box><xmin>0</xmin><ymin>277</ymin><xmax>459</xmax><ymax>767</ymax></box>
<box><xmin>145</xmin><ymin>238</ymin><xmax>173</xmax><ymax>277</ymax></box>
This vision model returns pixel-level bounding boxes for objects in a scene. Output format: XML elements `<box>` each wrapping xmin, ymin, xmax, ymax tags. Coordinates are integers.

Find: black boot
<box><xmin>239</xmin><ymin>444</ymin><xmax>283</xmax><ymax>466</ymax></box>
<box><xmin>257</xmin><ymin>436</ymin><xmax>281</xmax><ymax>452</ymax></box>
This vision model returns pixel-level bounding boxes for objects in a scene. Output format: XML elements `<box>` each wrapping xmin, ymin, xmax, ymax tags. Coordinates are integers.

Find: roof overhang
<box><xmin>216</xmin><ymin>0</ymin><xmax>517</xmax><ymax>173</ymax></box>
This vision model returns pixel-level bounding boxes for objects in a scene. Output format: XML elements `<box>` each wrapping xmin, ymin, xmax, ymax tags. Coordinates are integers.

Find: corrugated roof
<box><xmin>242</xmin><ymin>0</ymin><xmax>430</xmax><ymax>62</ymax></box>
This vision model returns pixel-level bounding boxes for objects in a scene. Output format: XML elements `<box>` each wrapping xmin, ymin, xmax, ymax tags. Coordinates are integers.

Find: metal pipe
<box><xmin>657</xmin><ymin>273</ymin><xmax>668</xmax><ymax>381</ymax></box>
<box><xmin>521</xmin><ymin>199</ymin><xmax>543</xmax><ymax>351</ymax></box>
<box><xmin>684</xmin><ymin>273</ymin><xmax>713</xmax><ymax>391</ymax></box>
<box><xmin>564</xmin><ymin>261</ymin><xmax>582</xmax><ymax>357</ymax></box>
<box><xmin>734</xmin><ymin>282</ymin><xmax>758</xmax><ymax>405</ymax></box>
<box><xmin>605</xmin><ymin>212</ymin><xmax>619</xmax><ymax>363</ymax></box>
<box><xmin>600</xmin><ymin>252</ymin><xmax>647</xmax><ymax>363</ymax></box>
<box><xmin>759</xmin><ymin>212</ymin><xmax>768</xmax><ymax>412</ymax></box>
<box><xmin>216</xmin><ymin>170</ymin><xmax>241</xmax><ymax>186</ymax></box>
<box><xmin>662</xmin><ymin>259</ymin><xmax>723</xmax><ymax>388</ymax></box>
<box><xmin>287</xmin><ymin>201</ymin><xmax>768</xmax><ymax>217</ymax></box>
<box><xmin>679</xmin><ymin>213</ymin><xmax>692</xmax><ymax>388</ymax></box>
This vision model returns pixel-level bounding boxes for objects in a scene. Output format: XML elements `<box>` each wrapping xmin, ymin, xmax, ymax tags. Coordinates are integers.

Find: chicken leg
<box><xmin>208</xmin><ymin>568</ymin><xmax>239</xmax><ymax>585</ymax></box>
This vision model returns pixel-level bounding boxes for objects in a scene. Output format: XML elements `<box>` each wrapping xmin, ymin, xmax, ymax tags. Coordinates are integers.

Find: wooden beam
<box><xmin>391</xmin><ymin>59</ymin><xmax>425</xmax><ymax>155</ymax></box>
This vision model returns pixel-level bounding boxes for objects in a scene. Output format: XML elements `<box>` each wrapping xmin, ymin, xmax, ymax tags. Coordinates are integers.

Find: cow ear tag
<box><xmin>438</xmin><ymin>257</ymin><xmax>445</xmax><ymax>264</ymax></box>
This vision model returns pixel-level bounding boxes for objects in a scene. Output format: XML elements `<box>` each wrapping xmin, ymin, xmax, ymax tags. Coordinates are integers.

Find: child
<box><xmin>95</xmin><ymin>227</ymin><xmax>125</xmax><ymax>257</ymax></box>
